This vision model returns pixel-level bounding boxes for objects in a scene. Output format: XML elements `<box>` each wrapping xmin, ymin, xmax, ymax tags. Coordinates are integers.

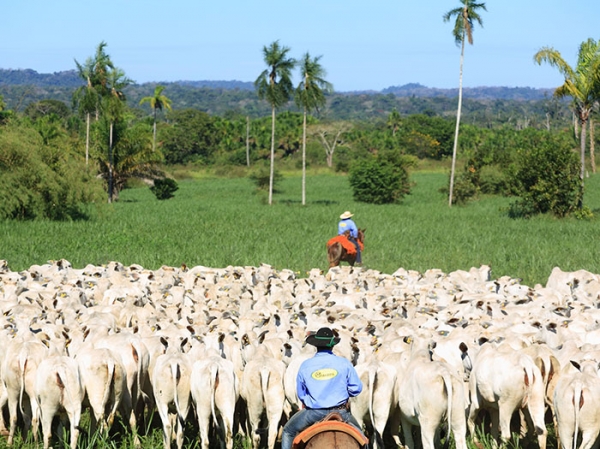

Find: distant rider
<box><xmin>338</xmin><ymin>211</ymin><xmax>362</xmax><ymax>265</ymax></box>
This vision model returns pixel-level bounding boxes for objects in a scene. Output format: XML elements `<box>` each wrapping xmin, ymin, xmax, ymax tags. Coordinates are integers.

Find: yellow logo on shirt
<box><xmin>312</xmin><ymin>369</ymin><xmax>338</xmax><ymax>380</ymax></box>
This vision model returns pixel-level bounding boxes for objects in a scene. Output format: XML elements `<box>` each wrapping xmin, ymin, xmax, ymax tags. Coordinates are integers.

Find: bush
<box><xmin>348</xmin><ymin>156</ymin><xmax>411</xmax><ymax>204</ymax></box>
<box><xmin>248</xmin><ymin>164</ymin><xmax>283</xmax><ymax>192</ymax></box>
<box><xmin>0</xmin><ymin>120</ymin><xmax>104</xmax><ymax>220</ymax></box>
<box><xmin>507</xmin><ymin>138</ymin><xmax>582</xmax><ymax>217</ymax></box>
<box><xmin>150</xmin><ymin>178</ymin><xmax>179</xmax><ymax>200</ymax></box>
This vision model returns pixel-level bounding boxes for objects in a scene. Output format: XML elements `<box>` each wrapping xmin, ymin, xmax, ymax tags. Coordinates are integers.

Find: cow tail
<box><xmin>209</xmin><ymin>363</ymin><xmax>219</xmax><ymax>426</ymax></box>
<box><xmin>132</xmin><ymin>342</ymin><xmax>144</xmax><ymax>406</ymax></box>
<box><xmin>442</xmin><ymin>372</ymin><xmax>453</xmax><ymax>449</ymax></box>
<box><xmin>18</xmin><ymin>353</ymin><xmax>28</xmax><ymax>422</ymax></box>
<box><xmin>573</xmin><ymin>381</ymin><xmax>583</xmax><ymax>449</ymax></box>
<box><xmin>171</xmin><ymin>362</ymin><xmax>182</xmax><ymax>420</ymax></box>
<box><xmin>101</xmin><ymin>359</ymin><xmax>115</xmax><ymax>424</ymax></box>
<box><xmin>368</xmin><ymin>365</ymin><xmax>376</xmax><ymax>434</ymax></box>
<box><xmin>521</xmin><ymin>362</ymin><xmax>535</xmax><ymax>408</ymax></box>
<box><xmin>260</xmin><ymin>367</ymin><xmax>270</xmax><ymax>409</ymax></box>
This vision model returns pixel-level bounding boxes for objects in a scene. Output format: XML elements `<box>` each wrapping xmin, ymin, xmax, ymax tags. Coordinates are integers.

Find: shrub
<box><xmin>150</xmin><ymin>178</ymin><xmax>179</xmax><ymax>200</ymax></box>
<box><xmin>348</xmin><ymin>156</ymin><xmax>411</xmax><ymax>204</ymax></box>
<box><xmin>248</xmin><ymin>164</ymin><xmax>283</xmax><ymax>192</ymax></box>
<box><xmin>507</xmin><ymin>138</ymin><xmax>582</xmax><ymax>217</ymax></box>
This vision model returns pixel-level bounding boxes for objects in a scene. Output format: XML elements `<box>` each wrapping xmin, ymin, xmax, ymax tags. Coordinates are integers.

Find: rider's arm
<box><xmin>346</xmin><ymin>364</ymin><xmax>363</xmax><ymax>397</ymax></box>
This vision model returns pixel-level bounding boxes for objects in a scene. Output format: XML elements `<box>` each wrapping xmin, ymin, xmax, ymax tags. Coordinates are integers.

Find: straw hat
<box><xmin>339</xmin><ymin>211</ymin><xmax>354</xmax><ymax>219</ymax></box>
<box><xmin>306</xmin><ymin>327</ymin><xmax>341</xmax><ymax>348</ymax></box>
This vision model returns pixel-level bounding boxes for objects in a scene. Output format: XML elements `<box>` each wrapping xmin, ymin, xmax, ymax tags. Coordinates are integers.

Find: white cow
<box><xmin>152</xmin><ymin>339</ymin><xmax>192</xmax><ymax>449</ymax></box>
<box><xmin>352</xmin><ymin>357</ymin><xmax>397</xmax><ymax>449</ymax></box>
<box><xmin>35</xmin><ymin>355</ymin><xmax>84</xmax><ymax>449</ymax></box>
<box><xmin>2</xmin><ymin>338</ymin><xmax>49</xmax><ymax>445</ymax></box>
<box><xmin>553</xmin><ymin>357</ymin><xmax>600</xmax><ymax>449</ymax></box>
<box><xmin>468</xmin><ymin>343</ymin><xmax>547</xmax><ymax>449</ymax></box>
<box><xmin>397</xmin><ymin>348</ymin><xmax>468</xmax><ymax>449</ymax></box>
<box><xmin>75</xmin><ymin>347</ymin><xmax>128</xmax><ymax>434</ymax></box>
<box><xmin>191</xmin><ymin>350</ymin><xmax>238</xmax><ymax>449</ymax></box>
<box><xmin>239</xmin><ymin>349</ymin><xmax>286</xmax><ymax>449</ymax></box>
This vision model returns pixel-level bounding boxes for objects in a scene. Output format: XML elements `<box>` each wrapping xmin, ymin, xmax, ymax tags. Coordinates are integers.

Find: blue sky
<box><xmin>4</xmin><ymin>1</ymin><xmax>599</xmax><ymax>92</ymax></box>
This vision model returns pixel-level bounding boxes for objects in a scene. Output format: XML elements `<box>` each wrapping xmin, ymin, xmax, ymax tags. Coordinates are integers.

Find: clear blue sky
<box><xmin>4</xmin><ymin>1</ymin><xmax>599</xmax><ymax>92</ymax></box>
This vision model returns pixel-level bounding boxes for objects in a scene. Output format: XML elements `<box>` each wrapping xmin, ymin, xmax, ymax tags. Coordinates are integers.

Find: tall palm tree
<box><xmin>102</xmin><ymin>66</ymin><xmax>132</xmax><ymax>203</ymax></box>
<box><xmin>534</xmin><ymin>38</ymin><xmax>600</xmax><ymax>197</ymax></box>
<box><xmin>295</xmin><ymin>53</ymin><xmax>333</xmax><ymax>205</ymax></box>
<box><xmin>74</xmin><ymin>41</ymin><xmax>114</xmax><ymax>165</ymax></box>
<box><xmin>386</xmin><ymin>109</ymin><xmax>402</xmax><ymax>137</ymax></box>
<box><xmin>139</xmin><ymin>85</ymin><xmax>173</xmax><ymax>152</ymax></box>
<box><xmin>443</xmin><ymin>0</ymin><xmax>486</xmax><ymax>206</ymax></box>
<box><xmin>255</xmin><ymin>40</ymin><xmax>296</xmax><ymax>205</ymax></box>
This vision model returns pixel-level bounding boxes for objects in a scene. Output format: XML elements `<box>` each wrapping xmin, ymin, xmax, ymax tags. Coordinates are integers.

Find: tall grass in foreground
<box><xmin>2</xmin><ymin>171</ymin><xmax>600</xmax><ymax>286</ymax></box>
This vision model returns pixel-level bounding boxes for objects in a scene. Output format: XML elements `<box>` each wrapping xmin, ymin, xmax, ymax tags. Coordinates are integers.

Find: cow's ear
<box><xmin>459</xmin><ymin>342</ymin><xmax>468</xmax><ymax>354</ymax></box>
<box><xmin>570</xmin><ymin>360</ymin><xmax>581</xmax><ymax>371</ymax></box>
<box><xmin>218</xmin><ymin>333</ymin><xmax>225</xmax><ymax>343</ymax></box>
<box><xmin>180</xmin><ymin>338</ymin><xmax>188</xmax><ymax>350</ymax></box>
<box><xmin>160</xmin><ymin>336</ymin><xmax>169</xmax><ymax>349</ymax></box>
<box><xmin>258</xmin><ymin>330</ymin><xmax>269</xmax><ymax>344</ymax></box>
<box><xmin>186</xmin><ymin>325</ymin><xmax>195</xmax><ymax>335</ymax></box>
<box><xmin>478</xmin><ymin>337</ymin><xmax>489</xmax><ymax>346</ymax></box>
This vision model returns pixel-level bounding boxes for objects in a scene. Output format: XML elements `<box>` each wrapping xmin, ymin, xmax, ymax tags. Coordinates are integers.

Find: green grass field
<box><xmin>2</xmin><ymin>170</ymin><xmax>600</xmax><ymax>287</ymax></box>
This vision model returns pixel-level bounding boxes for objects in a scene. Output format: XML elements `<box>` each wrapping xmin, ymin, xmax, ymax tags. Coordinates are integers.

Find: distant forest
<box><xmin>0</xmin><ymin>68</ymin><xmax>570</xmax><ymax>128</ymax></box>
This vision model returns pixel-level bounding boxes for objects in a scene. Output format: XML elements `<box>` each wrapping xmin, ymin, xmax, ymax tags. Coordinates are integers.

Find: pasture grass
<box><xmin>2</xmin><ymin>170</ymin><xmax>600</xmax><ymax>287</ymax></box>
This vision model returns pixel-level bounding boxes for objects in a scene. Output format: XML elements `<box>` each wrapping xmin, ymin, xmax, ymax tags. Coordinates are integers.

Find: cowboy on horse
<box><xmin>326</xmin><ymin>211</ymin><xmax>365</xmax><ymax>267</ymax></box>
<box><xmin>337</xmin><ymin>211</ymin><xmax>362</xmax><ymax>265</ymax></box>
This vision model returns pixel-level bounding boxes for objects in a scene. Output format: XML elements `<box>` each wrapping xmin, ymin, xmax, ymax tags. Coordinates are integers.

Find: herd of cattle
<box><xmin>0</xmin><ymin>258</ymin><xmax>599</xmax><ymax>449</ymax></box>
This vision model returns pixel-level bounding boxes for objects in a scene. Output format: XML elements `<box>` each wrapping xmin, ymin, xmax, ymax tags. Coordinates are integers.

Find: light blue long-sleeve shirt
<box><xmin>296</xmin><ymin>351</ymin><xmax>362</xmax><ymax>409</ymax></box>
<box><xmin>338</xmin><ymin>218</ymin><xmax>358</xmax><ymax>238</ymax></box>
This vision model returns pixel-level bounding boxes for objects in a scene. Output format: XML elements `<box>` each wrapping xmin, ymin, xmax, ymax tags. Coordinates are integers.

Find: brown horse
<box><xmin>292</xmin><ymin>412</ymin><xmax>368</xmax><ymax>449</ymax></box>
<box><xmin>327</xmin><ymin>228</ymin><xmax>365</xmax><ymax>268</ymax></box>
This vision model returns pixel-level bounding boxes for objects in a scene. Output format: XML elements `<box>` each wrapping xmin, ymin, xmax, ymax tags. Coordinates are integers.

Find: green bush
<box><xmin>348</xmin><ymin>156</ymin><xmax>411</xmax><ymax>204</ymax></box>
<box><xmin>248</xmin><ymin>164</ymin><xmax>283</xmax><ymax>192</ymax></box>
<box><xmin>0</xmin><ymin>120</ymin><xmax>104</xmax><ymax>220</ymax></box>
<box><xmin>507</xmin><ymin>138</ymin><xmax>582</xmax><ymax>217</ymax></box>
<box><xmin>150</xmin><ymin>178</ymin><xmax>179</xmax><ymax>200</ymax></box>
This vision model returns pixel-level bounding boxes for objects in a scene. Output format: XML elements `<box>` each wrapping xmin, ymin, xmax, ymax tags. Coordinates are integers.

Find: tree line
<box><xmin>1</xmin><ymin>1</ymin><xmax>600</xmax><ymax>220</ymax></box>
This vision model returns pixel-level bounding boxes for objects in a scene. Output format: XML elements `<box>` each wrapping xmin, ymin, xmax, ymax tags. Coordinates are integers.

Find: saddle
<box><xmin>326</xmin><ymin>235</ymin><xmax>363</xmax><ymax>254</ymax></box>
<box><xmin>292</xmin><ymin>412</ymin><xmax>368</xmax><ymax>449</ymax></box>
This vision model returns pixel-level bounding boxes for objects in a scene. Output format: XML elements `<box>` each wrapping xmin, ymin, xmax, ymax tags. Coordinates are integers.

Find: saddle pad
<box><xmin>327</xmin><ymin>235</ymin><xmax>363</xmax><ymax>254</ymax></box>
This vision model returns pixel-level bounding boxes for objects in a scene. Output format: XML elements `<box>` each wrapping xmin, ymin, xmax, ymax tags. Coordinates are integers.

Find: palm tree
<box><xmin>74</xmin><ymin>41</ymin><xmax>113</xmax><ymax>165</ymax></box>
<box><xmin>443</xmin><ymin>0</ymin><xmax>486</xmax><ymax>206</ymax></box>
<box><xmin>534</xmin><ymin>38</ymin><xmax>600</xmax><ymax>197</ymax></box>
<box><xmin>295</xmin><ymin>53</ymin><xmax>333</xmax><ymax>205</ymax></box>
<box><xmin>102</xmin><ymin>67</ymin><xmax>133</xmax><ymax>203</ymax></box>
<box><xmin>386</xmin><ymin>108</ymin><xmax>402</xmax><ymax>136</ymax></box>
<box><xmin>255</xmin><ymin>40</ymin><xmax>296</xmax><ymax>205</ymax></box>
<box><xmin>139</xmin><ymin>85</ymin><xmax>173</xmax><ymax>152</ymax></box>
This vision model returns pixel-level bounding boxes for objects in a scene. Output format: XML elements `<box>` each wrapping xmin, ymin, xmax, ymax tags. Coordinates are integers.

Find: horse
<box><xmin>292</xmin><ymin>412</ymin><xmax>368</xmax><ymax>449</ymax></box>
<box><xmin>326</xmin><ymin>228</ymin><xmax>365</xmax><ymax>268</ymax></box>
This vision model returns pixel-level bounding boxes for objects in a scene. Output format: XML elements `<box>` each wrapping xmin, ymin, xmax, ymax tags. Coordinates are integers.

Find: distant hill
<box><xmin>382</xmin><ymin>82</ymin><xmax>555</xmax><ymax>101</ymax></box>
<box><xmin>0</xmin><ymin>69</ymin><xmax>555</xmax><ymax>100</ymax></box>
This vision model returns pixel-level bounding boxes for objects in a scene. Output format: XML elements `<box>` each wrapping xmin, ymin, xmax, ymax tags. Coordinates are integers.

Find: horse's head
<box><xmin>358</xmin><ymin>228</ymin><xmax>366</xmax><ymax>243</ymax></box>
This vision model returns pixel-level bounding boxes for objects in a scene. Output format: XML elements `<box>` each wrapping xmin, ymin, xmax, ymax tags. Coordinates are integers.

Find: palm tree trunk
<box><xmin>448</xmin><ymin>38</ymin><xmax>466</xmax><ymax>207</ymax></box>
<box><xmin>246</xmin><ymin>116</ymin><xmax>250</xmax><ymax>167</ymax></box>
<box><xmin>152</xmin><ymin>108</ymin><xmax>157</xmax><ymax>152</ymax></box>
<box><xmin>302</xmin><ymin>108</ymin><xmax>307</xmax><ymax>206</ymax></box>
<box><xmin>269</xmin><ymin>107</ymin><xmax>276</xmax><ymax>205</ymax></box>
<box><xmin>108</xmin><ymin>122</ymin><xmax>114</xmax><ymax>204</ymax></box>
<box><xmin>580</xmin><ymin>119</ymin><xmax>587</xmax><ymax>184</ymax></box>
<box><xmin>590</xmin><ymin>118</ymin><xmax>596</xmax><ymax>174</ymax></box>
<box><xmin>85</xmin><ymin>112</ymin><xmax>90</xmax><ymax>166</ymax></box>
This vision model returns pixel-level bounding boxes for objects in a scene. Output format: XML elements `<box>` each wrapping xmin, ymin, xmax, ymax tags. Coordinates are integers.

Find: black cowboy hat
<box><xmin>306</xmin><ymin>327</ymin><xmax>340</xmax><ymax>348</ymax></box>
